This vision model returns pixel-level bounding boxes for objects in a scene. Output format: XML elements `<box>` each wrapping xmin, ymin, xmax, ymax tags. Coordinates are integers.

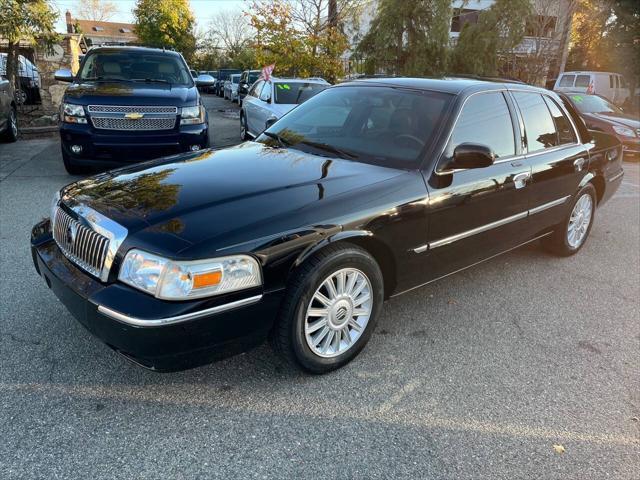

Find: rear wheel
<box><xmin>240</xmin><ymin>113</ymin><xmax>250</xmax><ymax>141</ymax></box>
<box><xmin>272</xmin><ymin>244</ymin><xmax>384</xmax><ymax>374</ymax></box>
<box><xmin>1</xmin><ymin>107</ymin><xmax>18</xmax><ymax>142</ymax></box>
<box><xmin>543</xmin><ymin>184</ymin><xmax>596</xmax><ymax>256</ymax></box>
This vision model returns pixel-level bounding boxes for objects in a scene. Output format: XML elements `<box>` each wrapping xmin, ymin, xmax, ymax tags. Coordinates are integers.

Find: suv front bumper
<box><xmin>31</xmin><ymin>219</ymin><xmax>281</xmax><ymax>371</ymax></box>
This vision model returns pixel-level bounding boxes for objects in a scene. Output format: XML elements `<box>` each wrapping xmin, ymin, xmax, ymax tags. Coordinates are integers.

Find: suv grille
<box><xmin>52</xmin><ymin>207</ymin><xmax>110</xmax><ymax>278</ymax></box>
<box><xmin>88</xmin><ymin>105</ymin><xmax>178</xmax><ymax>131</ymax></box>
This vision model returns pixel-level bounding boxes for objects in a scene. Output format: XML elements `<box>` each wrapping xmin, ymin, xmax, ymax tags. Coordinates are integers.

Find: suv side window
<box><xmin>249</xmin><ymin>80</ymin><xmax>264</xmax><ymax>97</ymax></box>
<box><xmin>448</xmin><ymin>92</ymin><xmax>516</xmax><ymax>160</ymax></box>
<box><xmin>542</xmin><ymin>96</ymin><xmax>577</xmax><ymax>145</ymax></box>
<box><xmin>260</xmin><ymin>81</ymin><xmax>272</xmax><ymax>102</ymax></box>
<box><xmin>513</xmin><ymin>92</ymin><xmax>559</xmax><ymax>152</ymax></box>
<box><xmin>575</xmin><ymin>75</ymin><xmax>591</xmax><ymax>87</ymax></box>
<box><xmin>559</xmin><ymin>74</ymin><xmax>575</xmax><ymax>87</ymax></box>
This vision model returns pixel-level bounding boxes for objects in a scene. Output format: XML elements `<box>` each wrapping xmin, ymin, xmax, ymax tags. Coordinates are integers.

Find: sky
<box><xmin>52</xmin><ymin>0</ymin><xmax>246</xmax><ymax>32</ymax></box>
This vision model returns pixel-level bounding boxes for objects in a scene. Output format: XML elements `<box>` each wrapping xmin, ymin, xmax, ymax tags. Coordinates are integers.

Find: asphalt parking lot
<box><xmin>1</xmin><ymin>95</ymin><xmax>639</xmax><ymax>479</ymax></box>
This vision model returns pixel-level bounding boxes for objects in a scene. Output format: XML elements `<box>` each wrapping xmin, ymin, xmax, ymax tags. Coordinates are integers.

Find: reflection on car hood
<box><xmin>64</xmin><ymin>81</ymin><xmax>198</xmax><ymax>106</ymax></box>
<box><xmin>61</xmin><ymin>142</ymin><xmax>408</xmax><ymax>253</ymax></box>
<box><xmin>586</xmin><ymin>112</ymin><xmax>640</xmax><ymax>129</ymax></box>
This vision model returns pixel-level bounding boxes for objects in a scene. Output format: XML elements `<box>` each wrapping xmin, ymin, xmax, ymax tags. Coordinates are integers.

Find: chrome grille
<box><xmin>88</xmin><ymin>105</ymin><xmax>178</xmax><ymax>131</ymax></box>
<box><xmin>91</xmin><ymin>116</ymin><xmax>176</xmax><ymax>131</ymax></box>
<box><xmin>88</xmin><ymin>105</ymin><xmax>178</xmax><ymax>114</ymax></box>
<box><xmin>52</xmin><ymin>207</ymin><xmax>110</xmax><ymax>278</ymax></box>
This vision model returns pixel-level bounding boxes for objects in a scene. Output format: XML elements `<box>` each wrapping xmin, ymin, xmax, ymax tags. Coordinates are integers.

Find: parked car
<box><xmin>223</xmin><ymin>74</ymin><xmax>240</xmax><ymax>102</ymax></box>
<box><xmin>53</xmin><ymin>46</ymin><xmax>213</xmax><ymax>174</ymax></box>
<box><xmin>237</xmin><ymin>69</ymin><xmax>261</xmax><ymax>106</ymax></box>
<box><xmin>0</xmin><ymin>53</ymin><xmax>41</xmax><ymax>105</ymax></box>
<box><xmin>554</xmin><ymin>71</ymin><xmax>629</xmax><ymax>105</ymax></box>
<box><xmin>0</xmin><ymin>76</ymin><xmax>18</xmax><ymax>142</ymax></box>
<box><xmin>558</xmin><ymin>92</ymin><xmax>639</xmax><ymax>160</ymax></box>
<box><xmin>203</xmin><ymin>70</ymin><xmax>218</xmax><ymax>94</ymax></box>
<box><xmin>214</xmin><ymin>68</ymin><xmax>241</xmax><ymax>96</ymax></box>
<box><xmin>32</xmin><ymin>78</ymin><xmax>623</xmax><ymax>373</ymax></box>
<box><xmin>240</xmin><ymin>77</ymin><xmax>329</xmax><ymax>140</ymax></box>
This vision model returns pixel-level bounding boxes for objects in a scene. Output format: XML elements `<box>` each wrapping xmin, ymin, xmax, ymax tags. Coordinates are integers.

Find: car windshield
<box><xmin>248</xmin><ymin>72</ymin><xmax>260</xmax><ymax>83</ymax></box>
<box><xmin>231</xmin><ymin>75</ymin><xmax>240</xmax><ymax>84</ymax></box>
<box><xmin>569</xmin><ymin>94</ymin><xmax>623</xmax><ymax>114</ymax></box>
<box><xmin>274</xmin><ymin>82</ymin><xmax>327</xmax><ymax>105</ymax></box>
<box><xmin>259</xmin><ymin>86</ymin><xmax>452</xmax><ymax>168</ymax></box>
<box><xmin>79</xmin><ymin>51</ymin><xmax>193</xmax><ymax>86</ymax></box>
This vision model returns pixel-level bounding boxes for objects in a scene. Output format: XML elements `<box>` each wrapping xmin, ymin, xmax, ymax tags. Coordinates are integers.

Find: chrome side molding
<box><xmin>413</xmin><ymin>195</ymin><xmax>571</xmax><ymax>253</ymax></box>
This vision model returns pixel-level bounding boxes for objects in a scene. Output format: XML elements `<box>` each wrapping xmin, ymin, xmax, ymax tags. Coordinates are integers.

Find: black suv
<box><xmin>54</xmin><ymin>46</ymin><xmax>212</xmax><ymax>174</ymax></box>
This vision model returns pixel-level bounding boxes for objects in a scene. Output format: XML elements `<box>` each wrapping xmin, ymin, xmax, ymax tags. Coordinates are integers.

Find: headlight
<box><xmin>180</xmin><ymin>105</ymin><xmax>205</xmax><ymax>125</ymax></box>
<box><xmin>62</xmin><ymin>103</ymin><xmax>87</xmax><ymax>124</ymax></box>
<box><xmin>612</xmin><ymin>125</ymin><xmax>636</xmax><ymax>138</ymax></box>
<box><xmin>118</xmin><ymin>249</ymin><xmax>262</xmax><ymax>300</ymax></box>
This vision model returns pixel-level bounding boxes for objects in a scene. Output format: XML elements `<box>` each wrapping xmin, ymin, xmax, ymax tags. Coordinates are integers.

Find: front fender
<box><xmin>294</xmin><ymin>230</ymin><xmax>374</xmax><ymax>268</ymax></box>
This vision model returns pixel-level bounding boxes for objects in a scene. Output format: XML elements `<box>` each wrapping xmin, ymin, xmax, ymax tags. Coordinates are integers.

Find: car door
<box><xmin>254</xmin><ymin>81</ymin><xmax>273</xmax><ymax>132</ymax></box>
<box><xmin>244</xmin><ymin>80</ymin><xmax>264</xmax><ymax>136</ymax></box>
<box><xmin>510</xmin><ymin>91</ymin><xmax>588</xmax><ymax>236</ymax></box>
<box><xmin>422</xmin><ymin>90</ymin><xmax>532</xmax><ymax>282</ymax></box>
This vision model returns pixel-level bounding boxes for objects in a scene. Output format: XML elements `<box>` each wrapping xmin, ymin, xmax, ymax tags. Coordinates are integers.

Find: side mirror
<box><xmin>239</xmin><ymin>83</ymin><xmax>248</xmax><ymax>94</ymax></box>
<box><xmin>450</xmin><ymin>143</ymin><xmax>495</xmax><ymax>169</ymax></box>
<box><xmin>260</xmin><ymin>94</ymin><xmax>271</xmax><ymax>103</ymax></box>
<box><xmin>54</xmin><ymin>69</ymin><xmax>73</xmax><ymax>82</ymax></box>
<box><xmin>265</xmin><ymin>118</ymin><xmax>277</xmax><ymax>129</ymax></box>
<box><xmin>195</xmin><ymin>74</ymin><xmax>215</xmax><ymax>87</ymax></box>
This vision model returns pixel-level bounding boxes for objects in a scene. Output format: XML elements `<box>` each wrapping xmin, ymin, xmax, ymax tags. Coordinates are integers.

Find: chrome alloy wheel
<box><xmin>567</xmin><ymin>193</ymin><xmax>593</xmax><ymax>248</ymax></box>
<box><xmin>304</xmin><ymin>268</ymin><xmax>373</xmax><ymax>358</ymax></box>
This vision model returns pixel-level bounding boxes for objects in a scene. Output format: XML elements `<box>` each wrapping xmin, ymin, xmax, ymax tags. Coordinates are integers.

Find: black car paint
<box><xmin>58</xmin><ymin>47</ymin><xmax>209</xmax><ymax>168</ymax></box>
<box><xmin>31</xmin><ymin>78</ymin><xmax>624</xmax><ymax>371</ymax></box>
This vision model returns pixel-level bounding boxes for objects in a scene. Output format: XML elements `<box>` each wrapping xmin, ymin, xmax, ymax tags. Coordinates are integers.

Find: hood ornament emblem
<box><xmin>125</xmin><ymin>112</ymin><xmax>144</xmax><ymax>120</ymax></box>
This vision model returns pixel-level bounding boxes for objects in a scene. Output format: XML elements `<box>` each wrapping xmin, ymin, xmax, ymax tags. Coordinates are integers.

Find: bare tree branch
<box><xmin>73</xmin><ymin>0</ymin><xmax>119</xmax><ymax>22</ymax></box>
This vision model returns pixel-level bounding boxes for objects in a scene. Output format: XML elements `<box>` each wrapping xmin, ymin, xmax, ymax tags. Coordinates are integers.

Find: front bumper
<box><xmin>60</xmin><ymin>121</ymin><xmax>210</xmax><ymax>168</ymax></box>
<box><xmin>31</xmin><ymin>220</ymin><xmax>282</xmax><ymax>371</ymax></box>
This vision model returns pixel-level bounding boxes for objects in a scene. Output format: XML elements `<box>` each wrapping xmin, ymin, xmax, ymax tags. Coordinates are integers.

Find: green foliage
<box><xmin>355</xmin><ymin>0</ymin><xmax>452</xmax><ymax>76</ymax></box>
<box><xmin>248</xmin><ymin>0</ymin><xmax>348</xmax><ymax>82</ymax></box>
<box><xmin>133</xmin><ymin>0</ymin><xmax>196</xmax><ymax>61</ymax></box>
<box><xmin>450</xmin><ymin>0</ymin><xmax>532</xmax><ymax>76</ymax></box>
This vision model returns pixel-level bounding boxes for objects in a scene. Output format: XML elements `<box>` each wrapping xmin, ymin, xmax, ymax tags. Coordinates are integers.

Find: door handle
<box><xmin>513</xmin><ymin>171</ymin><xmax>531</xmax><ymax>189</ymax></box>
<box><xmin>573</xmin><ymin>157</ymin><xmax>587</xmax><ymax>172</ymax></box>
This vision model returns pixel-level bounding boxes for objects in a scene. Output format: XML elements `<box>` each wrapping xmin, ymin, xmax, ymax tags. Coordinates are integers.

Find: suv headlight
<box><xmin>612</xmin><ymin>125</ymin><xmax>636</xmax><ymax>138</ymax></box>
<box><xmin>180</xmin><ymin>105</ymin><xmax>205</xmax><ymax>125</ymax></box>
<box><xmin>61</xmin><ymin>103</ymin><xmax>87</xmax><ymax>124</ymax></box>
<box><xmin>118</xmin><ymin>249</ymin><xmax>262</xmax><ymax>300</ymax></box>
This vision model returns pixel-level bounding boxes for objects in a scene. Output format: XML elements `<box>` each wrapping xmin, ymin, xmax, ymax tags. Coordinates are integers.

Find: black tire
<box><xmin>1</xmin><ymin>107</ymin><xmax>18</xmax><ymax>142</ymax></box>
<box><xmin>271</xmin><ymin>243</ymin><xmax>384</xmax><ymax>374</ymax></box>
<box><xmin>542</xmin><ymin>183</ymin><xmax>597</xmax><ymax>256</ymax></box>
<box><xmin>61</xmin><ymin>147</ymin><xmax>87</xmax><ymax>175</ymax></box>
<box><xmin>240</xmin><ymin>113</ymin><xmax>250</xmax><ymax>141</ymax></box>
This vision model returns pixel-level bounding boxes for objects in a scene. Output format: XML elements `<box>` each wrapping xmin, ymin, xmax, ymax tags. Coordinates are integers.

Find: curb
<box><xmin>18</xmin><ymin>125</ymin><xmax>58</xmax><ymax>139</ymax></box>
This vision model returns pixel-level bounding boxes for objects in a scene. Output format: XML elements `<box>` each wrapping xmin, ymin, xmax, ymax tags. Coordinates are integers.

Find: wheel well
<box><xmin>590</xmin><ymin>175</ymin><xmax>605</xmax><ymax>204</ymax></box>
<box><xmin>335</xmin><ymin>237</ymin><xmax>397</xmax><ymax>299</ymax></box>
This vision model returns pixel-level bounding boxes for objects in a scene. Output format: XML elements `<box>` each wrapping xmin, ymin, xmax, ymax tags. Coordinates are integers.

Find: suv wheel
<box><xmin>61</xmin><ymin>147</ymin><xmax>86</xmax><ymax>175</ymax></box>
<box><xmin>272</xmin><ymin>244</ymin><xmax>384</xmax><ymax>373</ymax></box>
<box><xmin>2</xmin><ymin>107</ymin><xmax>18</xmax><ymax>142</ymax></box>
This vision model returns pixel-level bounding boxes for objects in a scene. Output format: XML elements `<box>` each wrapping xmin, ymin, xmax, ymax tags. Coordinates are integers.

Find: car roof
<box><xmin>336</xmin><ymin>77</ymin><xmax>543</xmax><ymax>95</ymax></box>
<box><xmin>86</xmin><ymin>45</ymin><xmax>182</xmax><ymax>57</ymax></box>
<box><xmin>269</xmin><ymin>77</ymin><xmax>329</xmax><ymax>84</ymax></box>
<box><xmin>560</xmin><ymin>71</ymin><xmax>621</xmax><ymax>76</ymax></box>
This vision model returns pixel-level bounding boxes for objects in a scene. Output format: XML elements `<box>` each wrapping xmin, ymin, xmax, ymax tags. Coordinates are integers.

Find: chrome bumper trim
<box><xmin>608</xmin><ymin>170</ymin><xmax>624</xmax><ymax>183</ymax></box>
<box><xmin>97</xmin><ymin>294</ymin><xmax>263</xmax><ymax>327</ymax></box>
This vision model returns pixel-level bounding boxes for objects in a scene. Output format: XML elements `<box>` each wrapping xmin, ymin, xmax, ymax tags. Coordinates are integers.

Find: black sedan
<box><xmin>31</xmin><ymin>78</ymin><xmax>623</xmax><ymax>373</ymax></box>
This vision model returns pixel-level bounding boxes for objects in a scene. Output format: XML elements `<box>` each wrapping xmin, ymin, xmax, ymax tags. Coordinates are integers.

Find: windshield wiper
<box><xmin>82</xmin><ymin>76</ymin><xmax>128</xmax><ymax>82</ymax></box>
<box><xmin>262</xmin><ymin>131</ymin><xmax>291</xmax><ymax>148</ymax></box>
<box><xmin>297</xmin><ymin>140</ymin><xmax>358</xmax><ymax>159</ymax></box>
<box><xmin>132</xmin><ymin>78</ymin><xmax>172</xmax><ymax>85</ymax></box>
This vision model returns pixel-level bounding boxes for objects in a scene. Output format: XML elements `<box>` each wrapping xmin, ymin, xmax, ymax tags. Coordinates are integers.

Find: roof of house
<box><xmin>74</xmin><ymin>19</ymin><xmax>137</xmax><ymax>40</ymax></box>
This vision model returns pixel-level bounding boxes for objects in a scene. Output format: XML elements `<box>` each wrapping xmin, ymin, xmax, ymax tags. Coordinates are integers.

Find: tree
<box><xmin>355</xmin><ymin>0</ymin><xmax>452</xmax><ymax>76</ymax></box>
<box><xmin>450</xmin><ymin>0</ymin><xmax>532</xmax><ymax>77</ymax></box>
<box><xmin>247</xmin><ymin>0</ymin><xmax>348</xmax><ymax>82</ymax></box>
<box><xmin>208</xmin><ymin>10</ymin><xmax>253</xmax><ymax>61</ymax></box>
<box><xmin>0</xmin><ymin>0</ymin><xmax>57</xmax><ymax>92</ymax></box>
<box><xmin>73</xmin><ymin>0</ymin><xmax>118</xmax><ymax>22</ymax></box>
<box><xmin>566</xmin><ymin>0</ymin><xmax>613</xmax><ymax>70</ymax></box>
<box><xmin>133</xmin><ymin>0</ymin><xmax>196</xmax><ymax>61</ymax></box>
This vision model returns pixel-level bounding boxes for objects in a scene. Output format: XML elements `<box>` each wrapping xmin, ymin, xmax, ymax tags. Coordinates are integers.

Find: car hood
<box><xmin>60</xmin><ymin>142</ymin><xmax>408</xmax><ymax>255</ymax></box>
<box><xmin>64</xmin><ymin>81</ymin><xmax>199</xmax><ymax>106</ymax></box>
<box><xmin>584</xmin><ymin>112</ymin><xmax>639</xmax><ymax>129</ymax></box>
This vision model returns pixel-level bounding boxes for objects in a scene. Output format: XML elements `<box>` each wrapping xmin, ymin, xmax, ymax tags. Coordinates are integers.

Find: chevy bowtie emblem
<box><xmin>125</xmin><ymin>112</ymin><xmax>144</xmax><ymax>120</ymax></box>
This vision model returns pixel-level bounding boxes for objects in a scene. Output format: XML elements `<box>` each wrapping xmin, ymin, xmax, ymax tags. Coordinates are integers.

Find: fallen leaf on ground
<box><xmin>553</xmin><ymin>444</ymin><xmax>566</xmax><ymax>454</ymax></box>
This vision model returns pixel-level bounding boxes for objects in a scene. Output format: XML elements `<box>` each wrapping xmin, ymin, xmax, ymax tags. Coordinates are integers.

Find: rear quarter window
<box><xmin>559</xmin><ymin>75</ymin><xmax>575</xmax><ymax>87</ymax></box>
<box><xmin>575</xmin><ymin>75</ymin><xmax>591</xmax><ymax>87</ymax></box>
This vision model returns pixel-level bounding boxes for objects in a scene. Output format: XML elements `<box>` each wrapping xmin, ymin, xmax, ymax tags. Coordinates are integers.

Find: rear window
<box><xmin>79</xmin><ymin>51</ymin><xmax>192</xmax><ymax>86</ymax></box>
<box><xmin>575</xmin><ymin>75</ymin><xmax>591</xmax><ymax>87</ymax></box>
<box><xmin>559</xmin><ymin>75</ymin><xmax>575</xmax><ymax>87</ymax></box>
<box><xmin>274</xmin><ymin>82</ymin><xmax>327</xmax><ymax>105</ymax></box>
<box><xmin>513</xmin><ymin>92</ymin><xmax>559</xmax><ymax>152</ymax></box>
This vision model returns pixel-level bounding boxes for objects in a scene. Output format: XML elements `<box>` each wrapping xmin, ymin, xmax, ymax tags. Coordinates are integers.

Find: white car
<box><xmin>223</xmin><ymin>74</ymin><xmax>240</xmax><ymax>102</ymax></box>
<box><xmin>554</xmin><ymin>71</ymin><xmax>630</xmax><ymax>106</ymax></box>
<box><xmin>240</xmin><ymin>77</ymin><xmax>329</xmax><ymax>140</ymax></box>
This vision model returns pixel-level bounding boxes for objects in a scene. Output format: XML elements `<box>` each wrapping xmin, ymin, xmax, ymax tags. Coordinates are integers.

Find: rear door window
<box><xmin>448</xmin><ymin>92</ymin><xmax>516</xmax><ymax>159</ymax></box>
<box><xmin>575</xmin><ymin>75</ymin><xmax>591</xmax><ymax>87</ymax></box>
<box><xmin>513</xmin><ymin>92</ymin><xmax>559</xmax><ymax>152</ymax></box>
<box><xmin>542</xmin><ymin>96</ymin><xmax>577</xmax><ymax>145</ymax></box>
<box><xmin>559</xmin><ymin>75</ymin><xmax>575</xmax><ymax>87</ymax></box>
<box><xmin>609</xmin><ymin>75</ymin><xmax>615</xmax><ymax>88</ymax></box>
<box><xmin>249</xmin><ymin>80</ymin><xmax>264</xmax><ymax>97</ymax></box>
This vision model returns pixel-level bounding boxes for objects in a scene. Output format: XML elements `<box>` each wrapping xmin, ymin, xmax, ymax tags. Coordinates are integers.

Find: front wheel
<box><xmin>1</xmin><ymin>107</ymin><xmax>18</xmax><ymax>142</ymax></box>
<box><xmin>240</xmin><ymin>114</ymin><xmax>250</xmax><ymax>141</ymax></box>
<box><xmin>543</xmin><ymin>184</ymin><xmax>596</xmax><ymax>256</ymax></box>
<box><xmin>61</xmin><ymin>147</ymin><xmax>87</xmax><ymax>175</ymax></box>
<box><xmin>272</xmin><ymin>244</ymin><xmax>384</xmax><ymax>374</ymax></box>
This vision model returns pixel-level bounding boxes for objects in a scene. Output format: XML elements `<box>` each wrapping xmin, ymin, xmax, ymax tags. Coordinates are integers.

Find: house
<box><xmin>65</xmin><ymin>11</ymin><xmax>137</xmax><ymax>47</ymax></box>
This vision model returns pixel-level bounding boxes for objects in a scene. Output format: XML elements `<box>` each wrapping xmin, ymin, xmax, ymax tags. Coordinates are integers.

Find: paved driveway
<box><xmin>0</xmin><ymin>98</ymin><xmax>638</xmax><ymax>479</ymax></box>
